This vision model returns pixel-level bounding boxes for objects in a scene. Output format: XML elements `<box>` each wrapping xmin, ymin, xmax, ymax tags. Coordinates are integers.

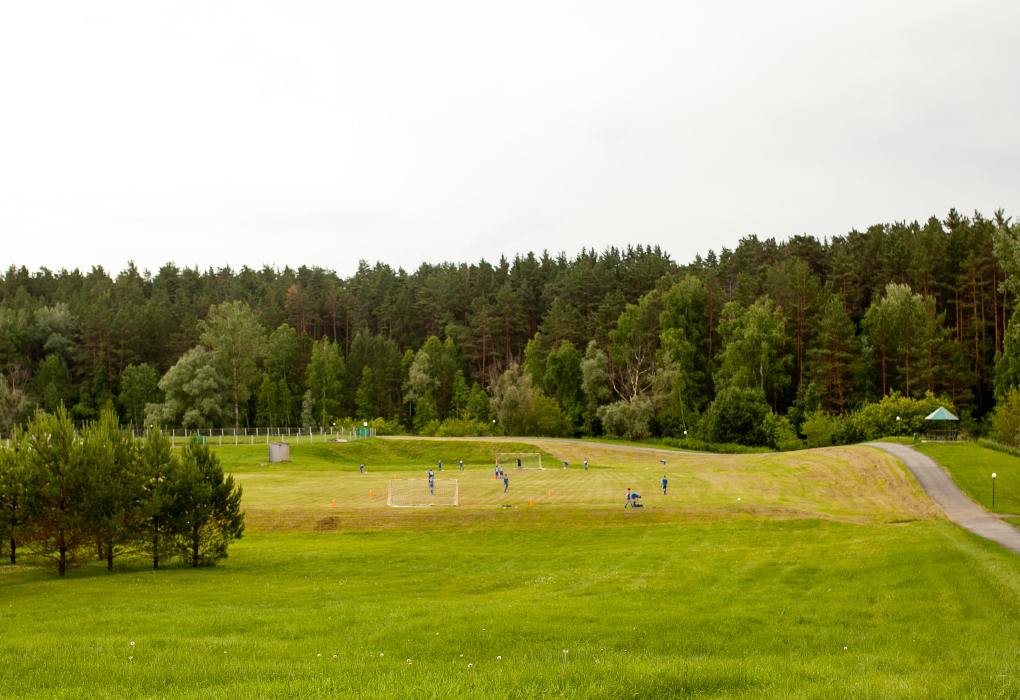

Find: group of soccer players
<box><xmin>419</xmin><ymin>455</ymin><xmax>671</xmax><ymax>502</ymax></box>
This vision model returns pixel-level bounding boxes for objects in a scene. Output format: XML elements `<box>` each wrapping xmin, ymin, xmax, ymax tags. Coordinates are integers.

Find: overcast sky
<box><xmin>2</xmin><ymin>0</ymin><xmax>1018</xmax><ymax>278</ymax></box>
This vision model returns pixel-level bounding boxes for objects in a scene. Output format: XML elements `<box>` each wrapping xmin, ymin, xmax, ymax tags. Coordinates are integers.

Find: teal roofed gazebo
<box><xmin>924</xmin><ymin>406</ymin><xmax>959</xmax><ymax>441</ymax></box>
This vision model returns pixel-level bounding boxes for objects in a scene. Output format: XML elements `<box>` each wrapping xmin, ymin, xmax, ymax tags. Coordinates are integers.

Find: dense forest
<box><xmin>4</xmin><ymin>207</ymin><xmax>1020</xmax><ymax>448</ymax></box>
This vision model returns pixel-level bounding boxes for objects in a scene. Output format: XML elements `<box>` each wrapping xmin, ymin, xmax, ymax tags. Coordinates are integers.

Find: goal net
<box><xmin>496</xmin><ymin>452</ymin><xmax>543</xmax><ymax>470</ymax></box>
<box><xmin>387</xmin><ymin>479</ymin><xmax>459</xmax><ymax>507</ymax></box>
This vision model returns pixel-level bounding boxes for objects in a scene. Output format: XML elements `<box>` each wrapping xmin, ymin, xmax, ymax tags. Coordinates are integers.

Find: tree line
<box><xmin>0</xmin><ymin>407</ymin><xmax>243</xmax><ymax>576</ymax></box>
<box><xmin>2</xmin><ymin>208</ymin><xmax>1020</xmax><ymax>448</ymax></box>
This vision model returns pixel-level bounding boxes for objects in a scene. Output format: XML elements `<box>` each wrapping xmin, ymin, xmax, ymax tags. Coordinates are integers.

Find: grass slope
<box><xmin>213</xmin><ymin>439</ymin><xmax>551</xmax><ymax>473</ymax></box>
<box><xmin>3</xmin><ymin>521</ymin><xmax>1020</xmax><ymax>698</ymax></box>
<box><xmin>226</xmin><ymin>441</ymin><xmax>936</xmax><ymax>532</ymax></box>
<box><xmin>916</xmin><ymin>442</ymin><xmax>1020</xmax><ymax>515</ymax></box>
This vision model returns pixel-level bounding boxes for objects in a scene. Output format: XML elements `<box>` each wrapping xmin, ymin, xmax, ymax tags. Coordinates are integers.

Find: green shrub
<box><xmin>801</xmin><ymin>411</ymin><xmax>835</xmax><ymax>448</ymax></box>
<box><xmin>846</xmin><ymin>392</ymin><xmax>948</xmax><ymax>441</ymax></box>
<box><xmin>698</xmin><ymin>386</ymin><xmax>770</xmax><ymax>446</ymax></box>
<box><xmin>366</xmin><ymin>418</ymin><xmax>404</xmax><ymax>436</ymax></box>
<box><xmin>762</xmin><ymin>413</ymin><xmax>803</xmax><ymax>451</ymax></box>
<box><xmin>597</xmin><ymin>396</ymin><xmax>653</xmax><ymax>441</ymax></box>
<box><xmin>990</xmin><ymin>387</ymin><xmax>1020</xmax><ymax>448</ymax></box>
<box><xmin>433</xmin><ymin>418</ymin><xmax>494</xmax><ymax>438</ymax></box>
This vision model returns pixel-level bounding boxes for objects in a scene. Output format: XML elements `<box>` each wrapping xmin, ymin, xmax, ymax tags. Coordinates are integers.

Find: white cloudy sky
<box><xmin>1</xmin><ymin>0</ymin><xmax>1018</xmax><ymax>277</ymax></box>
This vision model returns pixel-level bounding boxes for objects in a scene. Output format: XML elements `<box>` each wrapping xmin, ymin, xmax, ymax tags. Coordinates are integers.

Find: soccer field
<box><xmin>3</xmin><ymin>440</ymin><xmax>1020</xmax><ymax>698</ymax></box>
<box><xmin>224</xmin><ymin>439</ymin><xmax>937</xmax><ymax>531</ymax></box>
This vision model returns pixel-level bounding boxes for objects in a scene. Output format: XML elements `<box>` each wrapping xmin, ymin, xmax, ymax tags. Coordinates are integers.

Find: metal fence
<box><xmin>1</xmin><ymin>426</ymin><xmax>377</xmax><ymax>449</ymax></box>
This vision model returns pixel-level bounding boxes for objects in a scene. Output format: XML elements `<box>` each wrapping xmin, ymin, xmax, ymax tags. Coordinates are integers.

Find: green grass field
<box><xmin>3</xmin><ymin>439</ymin><xmax>1020</xmax><ymax>698</ymax></box>
<box><xmin>916</xmin><ymin>442</ymin><xmax>1020</xmax><ymax>515</ymax></box>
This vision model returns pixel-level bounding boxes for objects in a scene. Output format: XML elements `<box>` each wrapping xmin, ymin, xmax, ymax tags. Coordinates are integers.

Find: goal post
<box><xmin>496</xmin><ymin>452</ymin><xmax>543</xmax><ymax>470</ymax></box>
<box><xmin>387</xmin><ymin>478</ymin><xmax>459</xmax><ymax>507</ymax></box>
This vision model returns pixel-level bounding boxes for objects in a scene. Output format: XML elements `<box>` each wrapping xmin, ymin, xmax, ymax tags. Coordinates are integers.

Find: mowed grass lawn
<box><xmin>222</xmin><ymin>440</ymin><xmax>937</xmax><ymax>531</ymax></box>
<box><xmin>916</xmin><ymin>442</ymin><xmax>1020</xmax><ymax>517</ymax></box>
<box><xmin>3</xmin><ymin>439</ymin><xmax>1020</xmax><ymax>698</ymax></box>
<box><xmin>4</xmin><ymin>521</ymin><xmax>1020</xmax><ymax>698</ymax></box>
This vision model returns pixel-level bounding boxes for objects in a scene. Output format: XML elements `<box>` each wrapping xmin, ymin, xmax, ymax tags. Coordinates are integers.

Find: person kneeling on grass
<box><xmin>631</xmin><ymin>492</ymin><xmax>643</xmax><ymax>508</ymax></box>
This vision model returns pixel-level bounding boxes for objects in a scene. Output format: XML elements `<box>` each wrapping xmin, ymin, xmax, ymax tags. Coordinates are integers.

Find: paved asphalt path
<box><xmin>869</xmin><ymin>442</ymin><xmax>1020</xmax><ymax>555</ymax></box>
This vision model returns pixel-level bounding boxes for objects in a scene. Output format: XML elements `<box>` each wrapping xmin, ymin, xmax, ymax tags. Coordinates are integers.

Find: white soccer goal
<box><xmin>387</xmin><ymin>479</ymin><xmax>459</xmax><ymax>507</ymax></box>
<box><xmin>496</xmin><ymin>452</ymin><xmax>543</xmax><ymax>470</ymax></box>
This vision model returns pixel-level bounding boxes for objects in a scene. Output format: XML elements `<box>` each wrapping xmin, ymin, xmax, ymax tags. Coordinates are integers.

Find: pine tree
<box><xmin>808</xmin><ymin>294</ymin><xmax>857</xmax><ymax>415</ymax></box>
<box><xmin>0</xmin><ymin>428</ymin><xmax>29</xmax><ymax>564</ymax></box>
<box><xmin>175</xmin><ymin>441</ymin><xmax>243</xmax><ymax>567</ymax></box>
<box><xmin>23</xmin><ymin>407</ymin><xmax>92</xmax><ymax>577</ymax></box>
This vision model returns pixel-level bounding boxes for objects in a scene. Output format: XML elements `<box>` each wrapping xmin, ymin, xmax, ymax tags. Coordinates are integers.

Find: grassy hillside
<box><xmin>3</xmin><ymin>520</ymin><xmax>1020</xmax><ymax>698</ymax></box>
<box><xmin>212</xmin><ymin>439</ymin><xmax>554</xmax><ymax>473</ymax></box>
<box><xmin>7</xmin><ymin>438</ymin><xmax>1014</xmax><ymax>698</ymax></box>
<box><xmin>221</xmin><ymin>441</ymin><xmax>937</xmax><ymax>532</ymax></box>
<box><xmin>916</xmin><ymin>442</ymin><xmax>1020</xmax><ymax>515</ymax></box>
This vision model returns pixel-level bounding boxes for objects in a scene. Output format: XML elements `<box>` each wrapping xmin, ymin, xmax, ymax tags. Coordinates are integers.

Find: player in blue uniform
<box><xmin>459</xmin><ymin>459</ymin><xmax>464</xmax><ymax>471</ymax></box>
<box><xmin>428</xmin><ymin>469</ymin><xmax>435</xmax><ymax>494</ymax></box>
<box><xmin>625</xmin><ymin>488</ymin><xmax>632</xmax><ymax>508</ymax></box>
<box><xmin>660</xmin><ymin>459</ymin><xmax>666</xmax><ymax>469</ymax></box>
<box><xmin>662</xmin><ymin>475</ymin><xmax>667</xmax><ymax>495</ymax></box>
<box><xmin>503</xmin><ymin>475</ymin><xmax>509</xmax><ymax>492</ymax></box>
<box><xmin>359</xmin><ymin>464</ymin><xmax>365</xmax><ymax>474</ymax></box>
<box><xmin>563</xmin><ymin>461</ymin><xmax>568</xmax><ymax>469</ymax></box>
<box><xmin>584</xmin><ymin>458</ymin><xmax>588</xmax><ymax>471</ymax></box>
<box><xmin>438</xmin><ymin>459</ymin><xmax>442</xmax><ymax>472</ymax></box>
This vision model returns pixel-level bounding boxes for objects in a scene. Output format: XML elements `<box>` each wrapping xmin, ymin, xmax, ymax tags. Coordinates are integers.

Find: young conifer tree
<box><xmin>139</xmin><ymin>426</ymin><xmax>185</xmax><ymax>570</ymax></box>
<box><xmin>0</xmin><ymin>427</ymin><xmax>30</xmax><ymax>564</ymax></box>
<box><xmin>84</xmin><ymin>407</ymin><xmax>143</xmax><ymax>570</ymax></box>
<box><xmin>24</xmin><ymin>408</ymin><xmax>92</xmax><ymax>577</ymax></box>
<box><xmin>176</xmin><ymin>440</ymin><xmax>244</xmax><ymax>567</ymax></box>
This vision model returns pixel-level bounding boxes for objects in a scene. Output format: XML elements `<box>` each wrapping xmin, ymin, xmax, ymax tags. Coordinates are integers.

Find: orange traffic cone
<box><xmin>548</xmin><ymin>490</ymin><xmax>552</xmax><ymax>497</ymax></box>
<box><xmin>370</xmin><ymin>490</ymin><xmax>373</xmax><ymax>497</ymax></box>
<box><xmin>332</xmin><ymin>499</ymin><xmax>336</xmax><ymax>507</ymax></box>
<box><xmin>529</xmin><ymin>499</ymin><xmax>533</xmax><ymax>506</ymax></box>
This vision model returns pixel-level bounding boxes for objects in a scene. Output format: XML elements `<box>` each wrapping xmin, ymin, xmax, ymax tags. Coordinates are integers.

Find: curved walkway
<box><xmin>868</xmin><ymin>442</ymin><xmax>1020</xmax><ymax>555</ymax></box>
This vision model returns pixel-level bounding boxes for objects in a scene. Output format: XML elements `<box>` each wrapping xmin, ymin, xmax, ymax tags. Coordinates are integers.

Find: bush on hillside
<box><xmin>845</xmin><ymin>391</ymin><xmax>948</xmax><ymax>441</ymax></box>
<box><xmin>367</xmin><ymin>418</ymin><xmax>405</xmax><ymax>436</ymax></box>
<box><xmin>434</xmin><ymin>418</ymin><xmax>494</xmax><ymax>437</ymax></box>
<box><xmin>698</xmin><ymin>386</ymin><xmax>771</xmax><ymax>446</ymax></box>
<box><xmin>598</xmin><ymin>396</ymin><xmax>654</xmax><ymax>441</ymax></box>
<box><xmin>761</xmin><ymin>412</ymin><xmax>803</xmax><ymax>451</ymax></box>
<box><xmin>801</xmin><ymin>411</ymin><xmax>835</xmax><ymax>448</ymax></box>
<box><xmin>990</xmin><ymin>387</ymin><xmax>1020</xmax><ymax>448</ymax></box>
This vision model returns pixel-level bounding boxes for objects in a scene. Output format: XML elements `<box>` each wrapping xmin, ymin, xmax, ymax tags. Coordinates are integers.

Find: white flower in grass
<box><xmin>497</xmin><ymin>656</ymin><xmax>501</xmax><ymax>660</ymax></box>
<box><xmin>380</xmin><ymin>653</ymin><xmax>384</xmax><ymax>657</ymax></box>
<box><xmin>130</xmin><ymin>642</ymin><xmax>135</xmax><ymax>647</ymax></box>
<box><xmin>468</xmin><ymin>663</ymin><xmax>473</xmax><ymax>668</ymax></box>
<box><xmin>317</xmin><ymin>654</ymin><xmax>321</xmax><ymax>657</ymax></box>
<box><xmin>407</xmin><ymin>659</ymin><xmax>412</xmax><ymax>664</ymax></box>
<box><xmin>333</xmin><ymin>655</ymin><xmax>338</xmax><ymax>659</ymax></box>
<box><xmin>128</xmin><ymin>656</ymin><xmax>133</xmax><ymax>661</ymax></box>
